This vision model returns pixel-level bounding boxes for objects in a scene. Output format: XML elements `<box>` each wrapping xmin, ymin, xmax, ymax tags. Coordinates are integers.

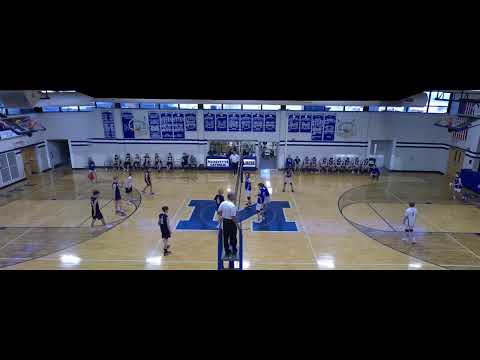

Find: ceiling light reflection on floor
<box><xmin>146</xmin><ymin>256</ymin><xmax>163</xmax><ymax>266</ymax></box>
<box><xmin>316</xmin><ymin>257</ymin><xmax>335</xmax><ymax>269</ymax></box>
<box><xmin>408</xmin><ymin>263</ymin><xmax>422</xmax><ymax>269</ymax></box>
<box><xmin>60</xmin><ymin>254</ymin><xmax>82</xmax><ymax>266</ymax></box>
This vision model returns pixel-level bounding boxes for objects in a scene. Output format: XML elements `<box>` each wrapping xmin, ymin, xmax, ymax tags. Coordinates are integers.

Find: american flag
<box><xmin>453</xmin><ymin>100</ymin><xmax>477</xmax><ymax>141</ymax></box>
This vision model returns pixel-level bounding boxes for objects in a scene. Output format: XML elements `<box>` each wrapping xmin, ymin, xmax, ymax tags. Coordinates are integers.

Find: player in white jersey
<box><xmin>450</xmin><ymin>172</ymin><xmax>465</xmax><ymax>200</ymax></box>
<box><xmin>403</xmin><ymin>202</ymin><xmax>417</xmax><ymax>244</ymax></box>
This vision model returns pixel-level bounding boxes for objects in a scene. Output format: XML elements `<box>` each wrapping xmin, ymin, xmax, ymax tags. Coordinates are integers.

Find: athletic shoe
<box><xmin>292</xmin><ymin>189</ymin><xmax>295</xmax><ymax>192</ymax></box>
<box><xmin>105</xmin><ymin>224</ymin><xmax>113</xmax><ymax>229</ymax></box>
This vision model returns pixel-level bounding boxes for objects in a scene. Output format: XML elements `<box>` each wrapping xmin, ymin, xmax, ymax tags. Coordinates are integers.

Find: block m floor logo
<box><xmin>176</xmin><ymin>200</ymin><xmax>298</xmax><ymax>232</ymax></box>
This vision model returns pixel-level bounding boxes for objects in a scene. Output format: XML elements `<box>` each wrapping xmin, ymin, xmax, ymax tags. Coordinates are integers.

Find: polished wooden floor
<box><xmin>1</xmin><ymin>167</ymin><xmax>479</xmax><ymax>270</ymax></box>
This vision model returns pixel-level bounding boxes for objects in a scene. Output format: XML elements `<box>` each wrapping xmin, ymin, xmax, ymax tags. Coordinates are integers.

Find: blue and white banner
<box><xmin>288</xmin><ymin>114</ymin><xmax>300</xmax><ymax>132</ymax></box>
<box><xmin>264</xmin><ymin>113</ymin><xmax>276</xmax><ymax>132</ymax></box>
<box><xmin>252</xmin><ymin>113</ymin><xmax>264</xmax><ymax>132</ymax></box>
<box><xmin>148</xmin><ymin>112</ymin><xmax>161</xmax><ymax>139</ymax></box>
<box><xmin>122</xmin><ymin>111</ymin><xmax>135</xmax><ymax>139</ymax></box>
<box><xmin>204</xmin><ymin>112</ymin><xmax>215</xmax><ymax>131</ymax></box>
<box><xmin>241</xmin><ymin>113</ymin><xmax>252</xmax><ymax>132</ymax></box>
<box><xmin>228</xmin><ymin>113</ymin><xmax>240</xmax><ymax>131</ymax></box>
<box><xmin>173</xmin><ymin>113</ymin><xmax>185</xmax><ymax>139</ymax></box>
<box><xmin>215</xmin><ymin>113</ymin><xmax>227</xmax><ymax>131</ymax></box>
<box><xmin>323</xmin><ymin>114</ymin><xmax>336</xmax><ymax>141</ymax></box>
<box><xmin>311</xmin><ymin>114</ymin><xmax>324</xmax><ymax>141</ymax></box>
<box><xmin>185</xmin><ymin>112</ymin><xmax>197</xmax><ymax>131</ymax></box>
<box><xmin>161</xmin><ymin>112</ymin><xmax>173</xmax><ymax>139</ymax></box>
<box><xmin>300</xmin><ymin>114</ymin><xmax>312</xmax><ymax>133</ymax></box>
<box><xmin>102</xmin><ymin>111</ymin><xmax>115</xmax><ymax>139</ymax></box>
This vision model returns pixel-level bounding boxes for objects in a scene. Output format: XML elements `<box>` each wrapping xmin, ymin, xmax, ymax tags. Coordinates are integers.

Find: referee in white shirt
<box><xmin>217</xmin><ymin>192</ymin><xmax>239</xmax><ymax>259</ymax></box>
<box><xmin>229</xmin><ymin>151</ymin><xmax>240</xmax><ymax>175</ymax></box>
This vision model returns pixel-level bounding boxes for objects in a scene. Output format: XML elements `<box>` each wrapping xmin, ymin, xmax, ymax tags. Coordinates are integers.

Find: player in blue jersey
<box><xmin>258</xmin><ymin>183</ymin><xmax>270</xmax><ymax>210</ymax></box>
<box><xmin>245</xmin><ymin>172</ymin><xmax>252</xmax><ymax>206</ymax></box>
<box><xmin>369</xmin><ymin>165</ymin><xmax>380</xmax><ymax>181</ymax></box>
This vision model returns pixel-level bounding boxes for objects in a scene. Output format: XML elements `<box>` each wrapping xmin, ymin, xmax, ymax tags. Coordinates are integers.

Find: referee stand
<box><xmin>217</xmin><ymin>148</ymin><xmax>244</xmax><ymax>270</ymax></box>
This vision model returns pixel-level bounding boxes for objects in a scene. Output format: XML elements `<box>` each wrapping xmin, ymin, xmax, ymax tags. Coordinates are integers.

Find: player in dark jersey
<box><xmin>158</xmin><ymin>206</ymin><xmax>172</xmax><ymax>256</ymax></box>
<box><xmin>142</xmin><ymin>167</ymin><xmax>154</xmax><ymax>195</ymax></box>
<box><xmin>88</xmin><ymin>157</ymin><xmax>97</xmax><ymax>183</ymax></box>
<box><xmin>112</xmin><ymin>176</ymin><xmax>125</xmax><ymax>216</ymax></box>
<box><xmin>285</xmin><ymin>155</ymin><xmax>294</xmax><ymax>171</ymax></box>
<box><xmin>283</xmin><ymin>167</ymin><xmax>295</xmax><ymax>192</ymax></box>
<box><xmin>90</xmin><ymin>190</ymin><xmax>112</xmax><ymax>229</ymax></box>
<box><xmin>245</xmin><ymin>172</ymin><xmax>252</xmax><ymax>206</ymax></box>
<box><xmin>214</xmin><ymin>189</ymin><xmax>225</xmax><ymax>210</ymax></box>
<box><xmin>258</xmin><ymin>183</ymin><xmax>270</xmax><ymax>210</ymax></box>
<box><xmin>369</xmin><ymin>165</ymin><xmax>380</xmax><ymax>181</ymax></box>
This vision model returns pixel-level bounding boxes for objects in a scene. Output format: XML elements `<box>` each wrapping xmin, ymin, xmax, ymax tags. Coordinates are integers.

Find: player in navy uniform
<box><xmin>112</xmin><ymin>176</ymin><xmax>125</xmax><ymax>216</ymax></box>
<box><xmin>450</xmin><ymin>172</ymin><xmax>464</xmax><ymax>200</ymax></box>
<box><xmin>88</xmin><ymin>157</ymin><xmax>97</xmax><ymax>183</ymax></box>
<box><xmin>90</xmin><ymin>190</ymin><xmax>112</xmax><ymax>228</ymax></box>
<box><xmin>285</xmin><ymin>155</ymin><xmax>294</xmax><ymax>171</ymax></box>
<box><xmin>158</xmin><ymin>206</ymin><xmax>172</xmax><ymax>256</ymax></box>
<box><xmin>167</xmin><ymin>152</ymin><xmax>174</xmax><ymax>171</ymax></box>
<box><xmin>256</xmin><ymin>190</ymin><xmax>265</xmax><ymax>222</ymax></box>
<box><xmin>258</xmin><ymin>183</ymin><xmax>271</xmax><ymax>210</ymax></box>
<box><xmin>283</xmin><ymin>167</ymin><xmax>295</xmax><ymax>192</ymax></box>
<box><xmin>142</xmin><ymin>167</ymin><xmax>154</xmax><ymax>195</ymax></box>
<box><xmin>370</xmin><ymin>165</ymin><xmax>380</xmax><ymax>181</ymax></box>
<box><xmin>245</xmin><ymin>172</ymin><xmax>252</xmax><ymax>206</ymax></box>
<box><xmin>214</xmin><ymin>189</ymin><xmax>225</xmax><ymax>210</ymax></box>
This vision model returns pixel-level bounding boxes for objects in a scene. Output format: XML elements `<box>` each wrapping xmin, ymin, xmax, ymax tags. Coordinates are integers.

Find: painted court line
<box><xmin>367</xmin><ymin>203</ymin><xmax>396</xmax><ymax>231</ymax></box>
<box><xmin>289</xmin><ymin>193</ymin><xmax>317</xmax><ymax>261</ymax></box>
<box><xmin>386</xmin><ymin>188</ymin><xmax>480</xmax><ymax>262</ymax></box>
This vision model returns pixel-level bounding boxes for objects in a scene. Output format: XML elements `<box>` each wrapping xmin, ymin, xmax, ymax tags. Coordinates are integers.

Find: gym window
<box><xmin>79</xmin><ymin>104</ymin><xmax>95</xmax><ymax>112</ymax></box>
<box><xmin>159</xmin><ymin>103</ymin><xmax>179</xmax><ymax>110</ymax></box>
<box><xmin>285</xmin><ymin>105</ymin><xmax>303</xmax><ymax>111</ymax></box>
<box><xmin>61</xmin><ymin>106</ymin><xmax>79</xmax><ymax>112</ymax></box>
<box><xmin>261</xmin><ymin>104</ymin><xmax>281</xmax><ymax>110</ymax></box>
<box><xmin>203</xmin><ymin>104</ymin><xmax>222</xmax><ymax>110</ymax></box>
<box><xmin>42</xmin><ymin>106</ymin><xmax>61</xmax><ymax>112</ymax></box>
<box><xmin>427</xmin><ymin>91</ymin><xmax>450</xmax><ymax>114</ymax></box>
<box><xmin>325</xmin><ymin>106</ymin><xmax>344</xmax><ymax>112</ymax></box>
<box><xmin>140</xmin><ymin>103</ymin><xmax>158</xmax><ymax>109</ymax></box>
<box><xmin>386</xmin><ymin>107</ymin><xmax>406</xmax><ymax>112</ymax></box>
<box><xmin>120</xmin><ymin>102</ymin><xmax>140</xmax><ymax>109</ymax></box>
<box><xmin>179</xmin><ymin>104</ymin><xmax>198</xmax><ymax>110</ymax></box>
<box><xmin>368</xmin><ymin>106</ymin><xmax>386</xmax><ymax>112</ymax></box>
<box><xmin>345</xmin><ymin>106</ymin><xmax>363</xmax><ymax>112</ymax></box>
<box><xmin>223</xmin><ymin>104</ymin><xmax>241</xmax><ymax>110</ymax></box>
<box><xmin>242</xmin><ymin>104</ymin><xmax>261</xmax><ymax>110</ymax></box>
<box><xmin>304</xmin><ymin>105</ymin><xmax>325</xmax><ymax>112</ymax></box>
<box><xmin>95</xmin><ymin>102</ymin><xmax>114</xmax><ymax>108</ymax></box>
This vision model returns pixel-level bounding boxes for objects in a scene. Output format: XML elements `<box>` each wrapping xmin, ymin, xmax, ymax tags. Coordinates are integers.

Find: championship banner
<box><xmin>173</xmin><ymin>113</ymin><xmax>185</xmax><ymax>139</ymax></box>
<box><xmin>252</xmin><ymin>113</ymin><xmax>264</xmax><ymax>132</ymax></box>
<box><xmin>204</xmin><ymin>112</ymin><xmax>215</xmax><ymax>131</ymax></box>
<box><xmin>185</xmin><ymin>112</ymin><xmax>197</xmax><ymax>131</ymax></box>
<box><xmin>216</xmin><ymin>113</ymin><xmax>227</xmax><ymax>131</ymax></box>
<box><xmin>228</xmin><ymin>113</ymin><xmax>240</xmax><ymax>131</ymax></box>
<box><xmin>122</xmin><ymin>111</ymin><xmax>135</xmax><ymax>138</ymax></box>
<box><xmin>311</xmin><ymin>114</ymin><xmax>324</xmax><ymax>141</ymax></box>
<box><xmin>264</xmin><ymin>113</ymin><xmax>276</xmax><ymax>132</ymax></box>
<box><xmin>323</xmin><ymin>114</ymin><xmax>336</xmax><ymax>141</ymax></box>
<box><xmin>161</xmin><ymin>112</ymin><xmax>173</xmax><ymax>139</ymax></box>
<box><xmin>148</xmin><ymin>112</ymin><xmax>161</xmax><ymax>139</ymax></box>
<box><xmin>300</xmin><ymin>114</ymin><xmax>312</xmax><ymax>133</ymax></box>
<box><xmin>102</xmin><ymin>111</ymin><xmax>116</xmax><ymax>139</ymax></box>
<box><xmin>241</xmin><ymin>113</ymin><xmax>252</xmax><ymax>131</ymax></box>
<box><xmin>288</xmin><ymin>114</ymin><xmax>300</xmax><ymax>132</ymax></box>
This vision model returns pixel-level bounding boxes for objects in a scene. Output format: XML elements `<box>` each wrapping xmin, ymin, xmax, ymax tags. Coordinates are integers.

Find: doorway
<box><xmin>21</xmin><ymin>146</ymin><xmax>40</xmax><ymax>178</ymax></box>
<box><xmin>259</xmin><ymin>141</ymin><xmax>278</xmax><ymax>170</ymax></box>
<box><xmin>370</xmin><ymin>140</ymin><xmax>394</xmax><ymax>169</ymax></box>
<box><xmin>47</xmin><ymin>140</ymin><xmax>71</xmax><ymax>168</ymax></box>
<box><xmin>447</xmin><ymin>147</ymin><xmax>465</xmax><ymax>177</ymax></box>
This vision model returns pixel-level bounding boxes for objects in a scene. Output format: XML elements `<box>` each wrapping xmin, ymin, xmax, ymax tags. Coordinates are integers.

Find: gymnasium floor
<box><xmin>1</xmin><ymin>166</ymin><xmax>480</xmax><ymax>270</ymax></box>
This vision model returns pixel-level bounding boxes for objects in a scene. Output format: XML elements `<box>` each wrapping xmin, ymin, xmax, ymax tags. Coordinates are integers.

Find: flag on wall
<box><xmin>453</xmin><ymin>127</ymin><xmax>468</xmax><ymax>142</ymax></box>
